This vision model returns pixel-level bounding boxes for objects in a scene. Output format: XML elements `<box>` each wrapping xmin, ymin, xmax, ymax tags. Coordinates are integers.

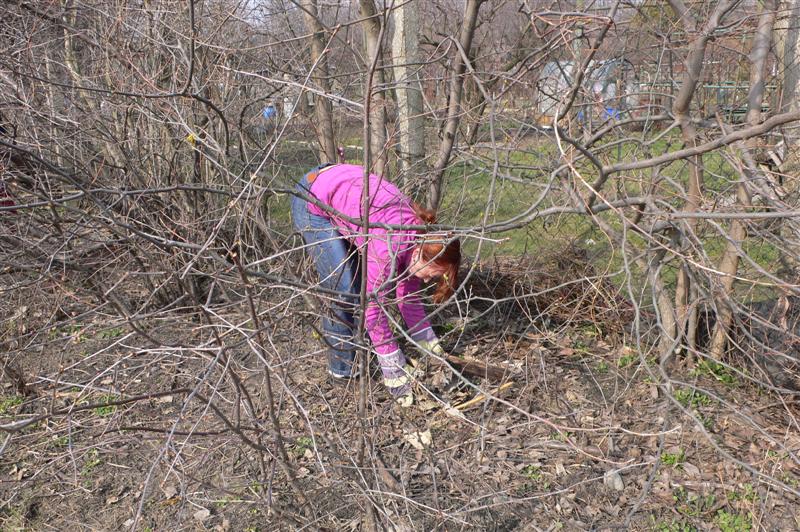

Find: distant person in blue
<box><xmin>259</xmin><ymin>104</ymin><xmax>277</xmax><ymax>136</ymax></box>
<box><xmin>604</xmin><ymin>107</ymin><xmax>620</xmax><ymax>120</ymax></box>
<box><xmin>262</xmin><ymin>105</ymin><xmax>277</xmax><ymax>120</ymax></box>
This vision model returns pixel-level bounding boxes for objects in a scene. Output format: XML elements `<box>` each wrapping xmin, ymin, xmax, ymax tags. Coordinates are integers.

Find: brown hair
<box><xmin>412</xmin><ymin>203</ymin><xmax>461</xmax><ymax>304</ymax></box>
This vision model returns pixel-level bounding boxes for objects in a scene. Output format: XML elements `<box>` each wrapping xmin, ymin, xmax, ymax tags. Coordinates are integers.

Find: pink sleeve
<box><xmin>396</xmin><ymin>276</ymin><xmax>435</xmax><ymax>341</ymax></box>
<box><xmin>363</xmin><ymin>232</ymin><xmax>404</xmax><ymax>356</ymax></box>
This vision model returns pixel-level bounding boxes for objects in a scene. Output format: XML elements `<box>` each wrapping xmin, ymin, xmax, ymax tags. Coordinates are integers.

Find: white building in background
<box><xmin>535</xmin><ymin>59</ymin><xmax>638</xmax><ymax>126</ymax></box>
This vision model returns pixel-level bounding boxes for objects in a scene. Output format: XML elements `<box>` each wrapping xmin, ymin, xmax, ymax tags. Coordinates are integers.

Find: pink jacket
<box><xmin>307</xmin><ymin>164</ymin><xmax>434</xmax><ymax>355</ymax></box>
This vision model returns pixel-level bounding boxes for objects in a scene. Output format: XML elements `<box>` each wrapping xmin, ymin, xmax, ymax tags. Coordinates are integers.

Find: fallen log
<box><xmin>430</xmin><ymin>353</ymin><xmax>510</xmax><ymax>382</ymax></box>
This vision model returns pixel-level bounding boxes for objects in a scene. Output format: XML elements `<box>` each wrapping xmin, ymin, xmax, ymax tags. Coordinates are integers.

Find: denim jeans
<box><xmin>291</xmin><ymin>168</ymin><xmax>360</xmax><ymax>377</ymax></box>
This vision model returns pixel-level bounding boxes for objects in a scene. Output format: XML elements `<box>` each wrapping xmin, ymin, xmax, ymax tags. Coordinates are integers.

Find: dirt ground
<box><xmin>1</xmin><ymin>256</ymin><xmax>799</xmax><ymax>531</ymax></box>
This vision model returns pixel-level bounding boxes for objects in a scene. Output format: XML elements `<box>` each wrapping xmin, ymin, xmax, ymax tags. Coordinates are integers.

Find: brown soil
<box><xmin>1</xmin><ymin>255</ymin><xmax>798</xmax><ymax>531</ymax></box>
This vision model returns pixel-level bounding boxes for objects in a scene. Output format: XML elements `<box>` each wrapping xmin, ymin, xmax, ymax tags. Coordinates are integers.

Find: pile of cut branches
<box><xmin>457</xmin><ymin>246</ymin><xmax>635</xmax><ymax>337</ymax></box>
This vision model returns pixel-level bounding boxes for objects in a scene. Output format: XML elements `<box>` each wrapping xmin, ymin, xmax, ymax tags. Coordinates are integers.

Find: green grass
<box><xmin>0</xmin><ymin>395</ymin><xmax>23</xmax><ymax>415</ymax></box>
<box><xmin>729</xmin><ymin>483</ymin><xmax>757</xmax><ymax>503</ymax></box>
<box><xmin>290</xmin><ymin>436</ymin><xmax>314</xmax><ymax>458</ymax></box>
<box><xmin>661</xmin><ymin>449</ymin><xmax>686</xmax><ymax>467</ymax></box>
<box><xmin>672</xmin><ymin>485</ymin><xmax>714</xmax><ymax>517</ymax></box>
<box><xmin>93</xmin><ymin>395</ymin><xmax>118</xmax><ymax>417</ymax></box>
<box><xmin>691</xmin><ymin>359</ymin><xmax>737</xmax><ymax>385</ymax></box>
<box><xmin>271</xmin><ymin>130</ymin><xmax>784</xmax><ymax>303</ymax></box>
<box><xmin>650</xmin><ymin>517</ymin><xmax>697</xmax><ymax>532</ymax></box>
<box><xmin>715</xmin><ymin>510</ymin><xmax>751</xmax><ymax>532</ymax></box>
<box><xmin>81</xmin><ymin>448</ymin><xmax>102</xmax><ymax>476</ymax></box>
<box><xmin>440</xmin><ymin>161</ymin><xmax>545</xmax><ymax>256</ymax></box>
<box><xmin>98</xmin><ymin>327</ymin><xmax>125</xmax><ymax>339</ymax></box>
<box><xmin>618</xmin><ymin>353</ymin><xmax>637</xmax><ymax>369</ymax></box>
<box><xmin>517</xmin><ymin>464</ymin><xmax>550</xmax><ymax>493</ymax></box>
<box><xmin>674</xmin><ymin>388</ymin><xmax>713</xmax><ymax>409</ymax></box>
<box><xmin>51</xmin><ymin>435</ymin><xmax>70</xmax><ymax>448</ymax></box>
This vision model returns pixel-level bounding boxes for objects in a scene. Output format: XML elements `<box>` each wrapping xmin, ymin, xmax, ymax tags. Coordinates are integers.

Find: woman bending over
<box><xmin>291</xmin><ymin>164</ymin><xmax>460</xmax><ymax>406</ymax></box>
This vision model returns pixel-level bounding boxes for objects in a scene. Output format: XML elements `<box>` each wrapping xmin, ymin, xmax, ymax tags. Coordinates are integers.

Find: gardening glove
<box><xmin>416</xmin><ymin>337</ymin><xmax>445</xmax><ymax>357</ymax></box>
<box><xmin>384</xmin><ymin>364</ymin><xmax>417</xmax><ymax>408</ymax></box>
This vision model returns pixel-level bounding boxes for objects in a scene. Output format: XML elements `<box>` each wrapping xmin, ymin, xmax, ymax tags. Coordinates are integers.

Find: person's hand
<box><xmin>386</xmin><ymin>364</ymin><xmax>417</xmax><ymax>407</ymax></box>
<box><xmin>416</xmin><ymin>337</ymin><xmax>445</xmax><ymax>357</ymax></box>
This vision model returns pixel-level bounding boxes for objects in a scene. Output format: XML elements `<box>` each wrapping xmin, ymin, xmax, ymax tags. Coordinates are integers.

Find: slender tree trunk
<box><xmin>428</xmin><ymin>0</ymin><xmax>484</xmax><ymax>210</ymax></box>
<box><xmin>464</xmin><ymin>20</ymin><xmax>535</xmax><ymax>146</ymax></box>
<box><xmin>390</xmin><ymin>2</ymin><xmax>425</xmax><ymax>188</ymax></box>
<box><xmin>771</xmin><ymin>1</ymin><xmax>800</xmax><ymax>266</ymax></box>
<box><xmin>62</xmin><ymin>9</ymin><xmax>125</xmax><ymax>171</ymax></box>
<box><xmin>300</xmin><ymin>0</ymin><xmax>337</xmax><ymax>162</ymax></box>
<box><xmin>709</xmin><ymin>0</ymin><xmax>777</xmax><ymax>359</ymax></box>
<box><xmin>359</xmin><ymin>0</ymin><xmax>388</xmax><ymax>176</ymax></box>
<box><xmin>668</xmin><ymin>0</ymin><xmax>737</xmax><ymax>361</ymax></box>
<box><xmin>775</xmin><ymin>0</ymin><xmax>800</xmax><ymax>180</ymax></box>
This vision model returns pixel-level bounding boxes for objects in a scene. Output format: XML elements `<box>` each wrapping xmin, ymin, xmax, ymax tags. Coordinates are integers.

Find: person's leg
<box><xmin>291</xmin><ymin>176</ymin><xmax>360</xmax><ymax>377</ymax></box>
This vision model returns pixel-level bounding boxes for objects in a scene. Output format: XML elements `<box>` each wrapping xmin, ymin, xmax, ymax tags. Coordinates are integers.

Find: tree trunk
<box><xmin>464</xmin><ymin>20</ymin><xmax>535</xmax><ymax>146</ymax></box>
<box><xmin>359</xmin><ymin>0</ymin><xmax>388</xmax><ymax>176</ymax></box>
<box><xmin>775</xmin><ymin>0</ymin><xmax>800</xmax><ymax>180</ymax></box>
<box><xmin>709</xmin><ymin>0</ymin><xmax>777</xmax><ymax>360</ymax></box>
<box><xmin>428</xmin><ymin>0</ymin><xmax>484</xmax><ymax>210</ymax></box>
<box><xmin>300</xmin><ymin>0</ymin><xmax>337</xmax><ymax>162</ymax></box>
<box><xmin>668</xmin><ymin>0</ymin><xmax>737</xmax><ymax>362</ymax></box>
<box><xmin>390</xmin><ymin>2</ymin><xmax>425</xmax><ymax>188</ymax></box>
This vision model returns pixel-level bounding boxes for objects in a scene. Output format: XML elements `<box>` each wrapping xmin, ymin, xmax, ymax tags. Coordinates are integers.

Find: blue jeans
<box><xmin>291</xmin><ymin>169</ymin><xmax>361</xmax><ymax>377</ymax></box>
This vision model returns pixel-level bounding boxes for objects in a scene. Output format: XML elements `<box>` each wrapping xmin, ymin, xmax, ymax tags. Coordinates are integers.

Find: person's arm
<box><xmin>396</xmin><ymin>276</ymin><xmax>438</xmax><ymax>346</ymax></box>
<box><xmin>363</xmin><ymin>233</ymin><xmax>412</xmax><ymax>399</ymax></box>
<box><xmin>396</xmin><ymin>254</ymin><xmax>447</xmax><ymax>357</ymax></box>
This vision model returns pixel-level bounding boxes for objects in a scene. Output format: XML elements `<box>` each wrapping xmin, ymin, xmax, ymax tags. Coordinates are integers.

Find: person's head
<box><xmin>409</xmin><ymin>203</ymin><xmax>461</xmax><ymax>304</ymax></box>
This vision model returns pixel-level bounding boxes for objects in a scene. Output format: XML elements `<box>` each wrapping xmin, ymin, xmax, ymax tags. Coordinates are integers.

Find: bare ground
<box><xmin>1</xmin><ymin>255</ymin><xmax>799</xmax><ymax>531</ymax></box>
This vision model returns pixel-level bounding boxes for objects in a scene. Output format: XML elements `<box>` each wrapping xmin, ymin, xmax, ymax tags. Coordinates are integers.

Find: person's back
<box><xmin>307</xmin><ymin>164</ymin><xmax>419</xmax><ymax>244</ymax></box>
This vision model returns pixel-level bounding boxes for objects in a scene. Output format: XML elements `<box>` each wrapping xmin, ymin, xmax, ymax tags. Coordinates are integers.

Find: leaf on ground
<box><xmin>604</xmin><ymin>470</ymin><xmax>624</xmax><ymax>491</ymax></box>
<box><xmin>404</xmin><ymin>429</ymin><xmax>432</xmax><ymax>450</ymax></box>
<box><xmin>417</xmin><ymin>398</ymin><xmax>439</xmax><ymax>412</ymax></box>
<box><xmin>682</xmin><ymin>462</ymin><xmax>700</xmax><ymax>478</ymax></box>
<box><xmin>429</xmin><ymin>368</ymin><xmax>450</xmax><ymax>389</ymax></box>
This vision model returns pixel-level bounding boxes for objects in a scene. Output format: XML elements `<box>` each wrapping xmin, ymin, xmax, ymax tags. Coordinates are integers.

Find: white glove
<box><xmin>385</xmin><ymin>364</ymin><xmax>416</xmax><ymax>406</ymax></box>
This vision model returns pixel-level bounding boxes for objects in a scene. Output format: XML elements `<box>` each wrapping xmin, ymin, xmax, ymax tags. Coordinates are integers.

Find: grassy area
<box><xmin>267</xmin><ymin>130</ymin><xmax>784</xmax><ymax>301</ymax></box>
